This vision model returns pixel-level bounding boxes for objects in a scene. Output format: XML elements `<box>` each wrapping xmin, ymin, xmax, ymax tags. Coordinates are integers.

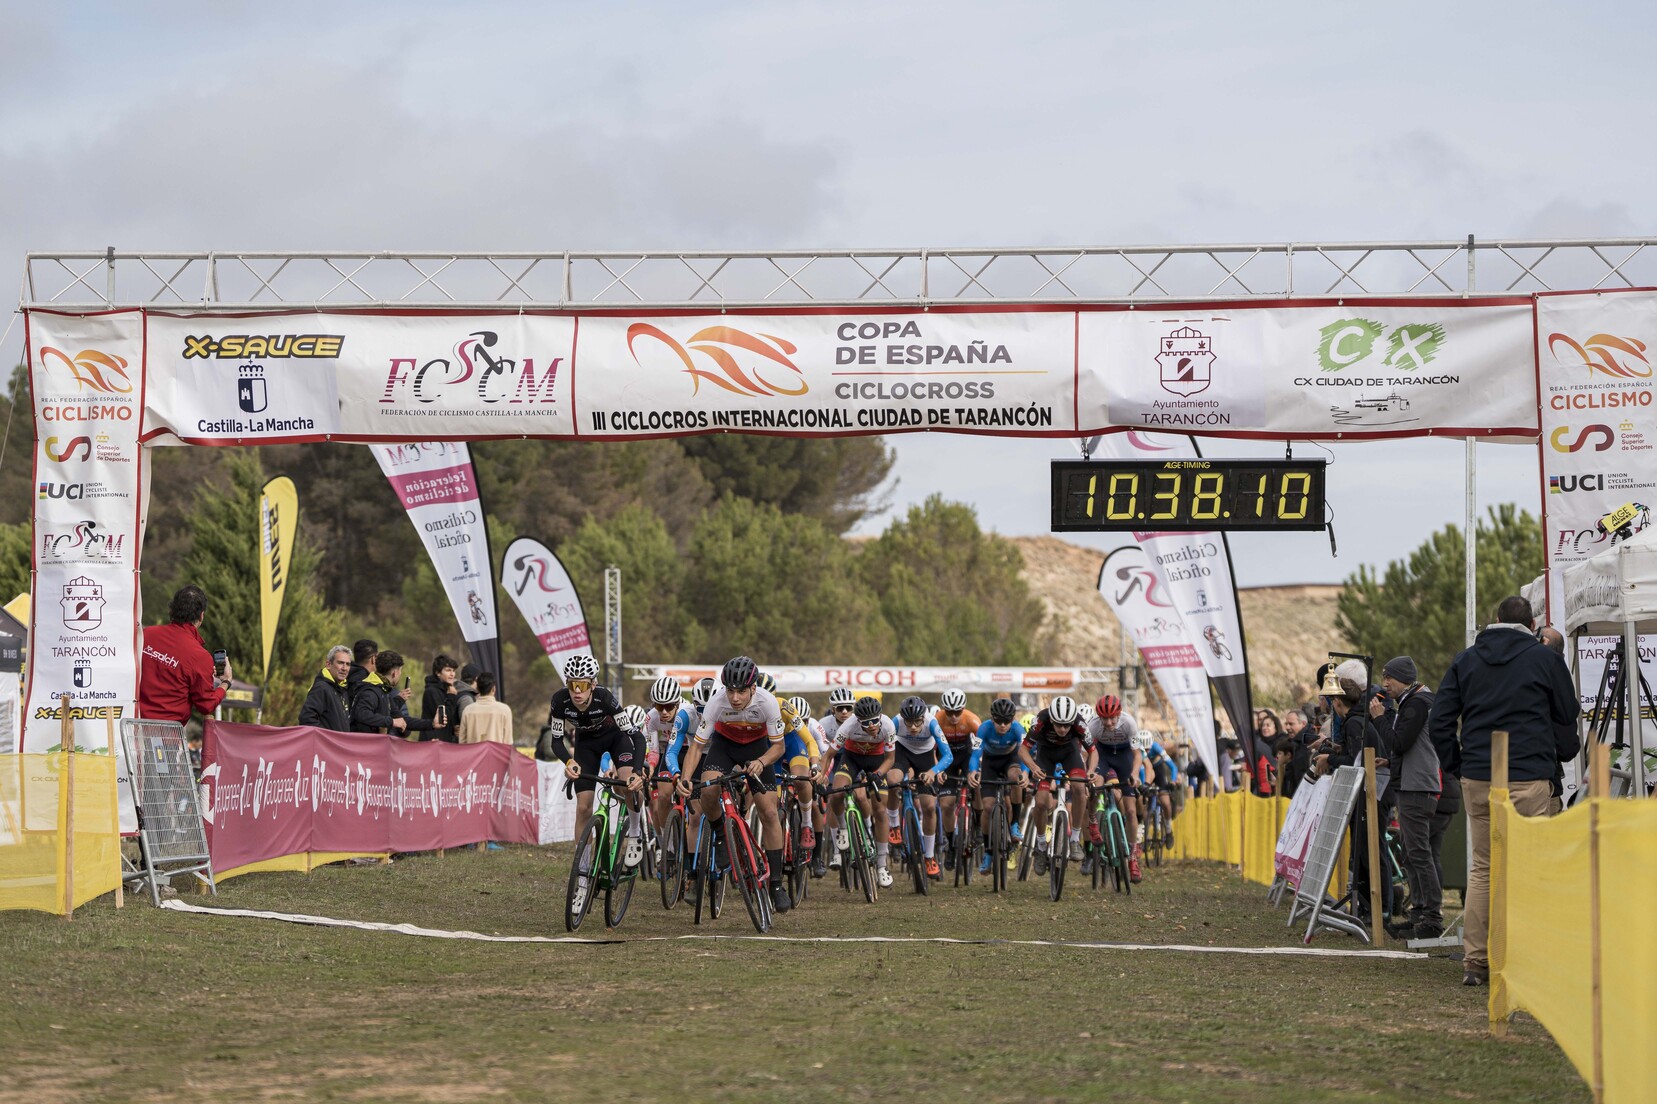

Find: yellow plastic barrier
<box><xmin>1491</xmin><ymin>788</ymin><xmax>1657</xmax><ymax>1103</ymax></box>
<box><xmin>0</xmin><ymin>753</ymin><xmax>121</xmax><ymax>914</ymax></box>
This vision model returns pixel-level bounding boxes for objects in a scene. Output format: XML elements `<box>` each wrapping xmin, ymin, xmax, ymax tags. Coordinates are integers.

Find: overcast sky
<box><xmin>4</xmin><ymin>1</ymin><xmax>1653</xmax><ymax>586</ymax></box>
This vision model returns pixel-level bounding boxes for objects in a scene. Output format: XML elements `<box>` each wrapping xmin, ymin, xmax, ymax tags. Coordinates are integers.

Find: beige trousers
<box><xmin>1462</xmin><ymin>777</ymin><xmax>1553</xmax><ymax>970</ymax></box>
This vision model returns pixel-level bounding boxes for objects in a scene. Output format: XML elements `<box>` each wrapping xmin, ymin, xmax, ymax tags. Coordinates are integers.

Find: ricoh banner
<box><xmin>127</xmin><ymin>303</ymin><xmax>1538</xmax><ymax>446</ymax></box>
<box><xmin>638</xmin><ymin>665</ymin><xmax>1084</xmax><ymax>695</ymax></box>
<box><xmin>1536</xmin><ymin>290</ymin><xmax>1657</xmax><ymax>623</ymax></box>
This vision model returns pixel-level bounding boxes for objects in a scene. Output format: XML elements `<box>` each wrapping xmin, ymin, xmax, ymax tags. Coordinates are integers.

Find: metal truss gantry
<box><xmin>20</xmin><ymin>237</ymin><xmax>1657</xmax><ymax>311</ymax></box>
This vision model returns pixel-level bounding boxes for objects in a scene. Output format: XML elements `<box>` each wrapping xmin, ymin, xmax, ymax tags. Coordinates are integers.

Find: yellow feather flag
<box><xmin>258</xmin><ymin>477</ymin><xmax>299</xmax><ymax>684</ymax></box>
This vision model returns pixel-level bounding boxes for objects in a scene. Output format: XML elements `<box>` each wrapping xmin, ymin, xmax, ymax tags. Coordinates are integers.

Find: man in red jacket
<box><xmin>138</xmin><ymin>585</ymin><xmax>231</xmax><ymax>724</ymax></box>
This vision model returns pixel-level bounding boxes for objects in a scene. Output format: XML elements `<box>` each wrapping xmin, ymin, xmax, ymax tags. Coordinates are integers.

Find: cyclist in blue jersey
<box><xmin>644</xmin><ymin>676</ymin><xmax>695</xmax><ymax>835</ymax></box>
<box><xmin>1137</xmin><ymin>730</ymin><xmax>1180</xmax><ymax>848</ymax></box>
<box><xmin>886</xmin><ymin>695</ymin><xmax>953</xmax><ymax>880</ymax></box>
<box><xmin>967</xmin><ymin>696</ymin><xmax>1030</xmax><ymax>876</ymax></box>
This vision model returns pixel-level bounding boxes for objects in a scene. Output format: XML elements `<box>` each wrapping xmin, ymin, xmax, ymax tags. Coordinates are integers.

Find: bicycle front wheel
<box><xmin>1091</xmin><ymin>808</ymin><xmax>1107</xmax><ymax>890</ymax></box>
<box><xmin>725</xmin><ymin>812</ymin><xmax>770</xmax><ymax>934</ymax></box>
<box><xmin>990</xmin><ymin>803</ymin><xmax>1007</xmax><ymax>893</ymax></box>
<box><xmin>1109</xmin><ymin>810</ymin><xmax>1132</xmax><ymax>895</ymax></box>
<box><xmin>904</xmin><ymin>805</ymin><xmax>928</xmax><ymax>897</ymax></box>
<box><xmin>1049</xmin><ymin>806</ymin><xmax>1069</xmax><ymax>902</ymax></box>
<box><xmin>661</xmin><ymin>808</ymin><xmax>686</xmax><ymax>910</ymax></box>
<box><xmin>785</xmin><ymin>797</ymin><xmax>808</xmax><ymax>907</ymax></box>
<box><xmin>1016</xmin><ymin>805</ymin><xmax>1035</xmax><ymax>883</ymax></box>
<box><xmin>565</xmin><ymin>819</ymin><xmax>602</xmax><ymax>932</ymax></box>
<box><xmin>692</xmin><ymin>823</ymin><xmax>712</xmax><ymax>925</ymax></box>
<box><xmin>604</xmin><ymin>854</ymin><xmax>636</xmax><ymax>928</ymax></box>
<box><xmin>954</xmin><ymin>803</ymin><xmax>975</xmax><ymax>888</ymax></box>
<box><xmin>849</xmin><ymin>812</ymin><xmax>877</xmax><ymax>904</ymax></box>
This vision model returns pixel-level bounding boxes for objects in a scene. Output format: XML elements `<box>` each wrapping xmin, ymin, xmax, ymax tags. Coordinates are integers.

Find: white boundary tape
<box><xmin>159</xmin><ymin>900</ymin><xmax>1427</xmax><ymax>959</ymax></box>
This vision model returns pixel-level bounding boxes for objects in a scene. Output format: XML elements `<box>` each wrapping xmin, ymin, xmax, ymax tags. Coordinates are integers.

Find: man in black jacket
<box><xmin>421</xmin><ymin>654</ymin><xmax>461</xmax><ymax>743</ymax></box>
<box><xmin>351</xmin><ymin>650</ymin><xmax>435</xmax><ymax>738</ymax></box>
<box><xmin>1428</xmin><ymin>596</ymin><xmax>1580</xmax><ymax>987</ymax></box>
<box><xmin>298</xmin><ymin>645</ymin><xmax>353</xmax><ymax>732</ymax></box>
<box><xmin>347</xmin><ymin>638</ymin><xmax>377</xmax><ymax>691</ymax></box>
<box><xmin>1371</xmin><ymin>656</ymin><xmax>1441</xmax><ymax>938</ymax></box>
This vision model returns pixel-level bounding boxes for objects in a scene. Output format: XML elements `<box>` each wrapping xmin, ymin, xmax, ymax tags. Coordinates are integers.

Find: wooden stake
<box><xmin>1363</xmin><ymin>746</ymin><xmax>1383</xmax><ymax>945</ymax></box>
<box><xmin>1589</xmin><ymin>790</ymin><xmax>1604</xmax><ymax>1103</ymax></box>
<box><xmin>1591</xmin><ymin>741</ymin><xmax>1611</xmax><ymax>800</ymax></box>
<box><xmin>106</xmin><ymin>708</ymin><xmax>122</xmax><ymax>909</ymax></box>
<box><xmin>59</xmin><ymin>693</ymin><xmax>75</xmax><ymax>921</ymax></box>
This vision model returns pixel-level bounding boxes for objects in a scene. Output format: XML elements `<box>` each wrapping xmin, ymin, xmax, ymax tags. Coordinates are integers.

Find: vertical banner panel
<box><xmin>371</xmin><ymin>443</ymin><xmax>501</xmax><ymax>684</ymax></box>
<box><xmin>258</xmin><ymin>476</ymin><xmax>299</xmax><ymax>685</ymax></box>
<box><xmin>24</xmin><ymin>310</ymin><xmax>146</xmax><ymax>832</ymax></box>
<box><xmin>1536</xmin><ymin>290</ymin><xmax>1657</xmax><ymax>624</ymax></box>
<box><xmin>501</xmin><ymin>538</ymin><xmax>595</xmax><ymax>679</ymax></box>
<box><xmin>1097</xmin><ymin>545</ymin><xmax>1217</xmax><ymax>773</ymax></box>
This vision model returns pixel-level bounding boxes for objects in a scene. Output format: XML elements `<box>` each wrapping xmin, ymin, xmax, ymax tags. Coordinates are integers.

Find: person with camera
<box><xmin>422</xmin><ymin>654</ymin><xmax>462</xmax><ymax>743</ymax></box>
<box><xmin>1370</xmin><ymin>656</ymin><xmax>1441</xmax><ymax>938</ymax></box>
<box><xmin>350</xmin><ymin>649</ymin><xmax>437</xmax><ymax>738</ymax></box>
<box><xmin>1312</xmin><ymin>660</ymin><xmax>1393</xmax><ymax>926</ymax></box>
<box><xmin>137</xmin><ymin>584</ymin><xmax>231</xmax><ymax>725</ymax></box>
<box><xmin>1429</xmin><ymin>596</ymin><xmax>1580</xmax><ymax>987</ymax></box>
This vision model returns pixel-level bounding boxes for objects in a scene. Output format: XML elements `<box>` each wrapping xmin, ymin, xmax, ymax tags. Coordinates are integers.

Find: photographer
<box><xmin>137</xmin><ymin>585</ymin><xmax>231</xmax><ymax>725</ymax></box>
<box><xmin>422</xmin><ymin>654</ymin><xmax>461</xmax><ymax>743</ymax></box>
<box><xmin>1314</xmin><ymin>660</ymin><xmax>1393</xmax><ymax>925</ymax></box>
<box><xmin>1370</xmin><ymin>656</ymin><xmax>1441</xmax><ymax>938</ymax></box>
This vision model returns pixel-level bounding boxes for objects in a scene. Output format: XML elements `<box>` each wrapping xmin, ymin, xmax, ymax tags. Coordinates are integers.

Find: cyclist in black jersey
<box><xmin>545</xmin><ymin>654</ymin><xmax>646</xmax><ymax>865</ymax></box>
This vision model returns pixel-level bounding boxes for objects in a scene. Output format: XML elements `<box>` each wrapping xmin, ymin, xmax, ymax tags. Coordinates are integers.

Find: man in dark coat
<box><xmin>1428</xmin><ymin>596</ymin><xmax>1580</xmax><ymax>987</ymax></box>
<box><xmin>1371</xmin><ymin>656</ymin><xmax>1441</xmax><ymax>937</ymax></box>
<box><xmin>298</xmin><ymin>645</ymin><xmax>353</xmax><ymax>731</ymax></box>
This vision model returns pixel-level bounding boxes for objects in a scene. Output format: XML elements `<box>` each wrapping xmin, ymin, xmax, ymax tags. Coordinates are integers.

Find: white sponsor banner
<box><xmin>576</xmin><ymin>311</ymin><xmax>1075</xmax><ymax>437</ymax></box>
<box><xmin>1097</xmin><ymin>432</ymin><xmax>1248</xmax><ymax>680</ymax></box>
<box><xmin>1274</xmin><ymin>774</ymin><xmax>1331</xmax><ymax>887</ymax></box>
<box><xmin>24</xmin><ymin>310</ymin><xmax>145</xmax><ymax>831</ymax></box>
<box><xmin>1082</xmin><ymin>301</ymin><xmax>1536</xmax><ymax>438</ymax></box>
<box><xmin>501</xmin><ymin>538</ymin><xmax>594</xmax><ymax>678</ymax></box>
<box><xmin>537</xmin><ymin>760</ymin><xmax>578</xmax><ymax>844</ymax></box>
<box><xmin>144</xmin><ymin>314</ymin><xmax>576</xmax><ymax>442</ymax></box>
<box><xmin>1096</xmin><ymin>546</ymin><xmax>1217</xmax><ymax>774</ymax></box>
<box><xmin>371</xmin><ymin>443</ymin><xmax>500</xmax><ymax>650</ymax></box>
<box><xmin>1537</xmin><ymin>290</ymin><xmax>1657</xmax><ymax>623</ymax></box>
<box><xmin>145</xmin><ymin>315</ymin><xmax>345</xmax><ymax>441</ymax></box>
<box><xmin>636</xmin><ymin>665</ymin><xmax>1083</xmax><ymax>695</ymax></box>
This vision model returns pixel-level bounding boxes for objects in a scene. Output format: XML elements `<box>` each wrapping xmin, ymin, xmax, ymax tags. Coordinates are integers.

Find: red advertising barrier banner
<box><xmin>201</xmin><ymin>722</ymin><xmax>539</xmax><ymax>873</ymax></box>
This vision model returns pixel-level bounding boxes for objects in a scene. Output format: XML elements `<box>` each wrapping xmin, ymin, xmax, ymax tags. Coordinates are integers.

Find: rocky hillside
<box><xmin>1012</xmin><ymin>536</ymin><xmax>1342</xmax><ymax>715</ymax></box>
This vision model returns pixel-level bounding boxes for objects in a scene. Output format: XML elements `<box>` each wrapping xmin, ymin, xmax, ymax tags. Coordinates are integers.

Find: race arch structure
<box><xmin>19</xmin><ymin>237</ymin><xmax>1657</xmax><ymax>813</ymax></box>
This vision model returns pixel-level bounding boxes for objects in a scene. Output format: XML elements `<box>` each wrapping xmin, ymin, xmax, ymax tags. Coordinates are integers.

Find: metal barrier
<box><xmin>121</xmin><ymin>719</ymin><xmax>215</xmax><ymax>906</ymax></box>
<box><xmin>1285</xmin><ymin>766</ymin><xmax>1367</xmax><ymax>943</ymax></box>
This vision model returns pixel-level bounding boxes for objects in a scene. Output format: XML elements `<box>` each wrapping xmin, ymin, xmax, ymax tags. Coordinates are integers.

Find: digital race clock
<box><xmin>1050</xmin><ymin>459</ymin><xmax>1328</xmax><ymax>532</ymax></box>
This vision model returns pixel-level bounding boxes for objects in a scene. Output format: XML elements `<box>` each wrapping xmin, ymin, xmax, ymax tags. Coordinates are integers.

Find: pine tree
<box><xmin>168</xmin><ymin>450</ymin><xmax>346</xmax><ymax>723</ymax></box>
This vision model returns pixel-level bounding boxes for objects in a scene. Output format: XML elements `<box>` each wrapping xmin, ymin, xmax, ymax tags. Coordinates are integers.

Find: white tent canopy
<box><xmin>1561</xmin><ymin>526</ymin><xmax>1657</xmax><ymax>635</ymax></box>
<box><xmin>1560</xmin><ymin>529</ymin><xmax>1656</xmax><ymax>796</ymax></box>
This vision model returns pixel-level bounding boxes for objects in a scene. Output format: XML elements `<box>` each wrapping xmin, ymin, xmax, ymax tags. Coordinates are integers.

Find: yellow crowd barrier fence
<box><xmin>0</xmin><ymin>753</ymin><xmax>122</xmax><ymax>915</ymax></box>
<box><xmin>1490</xmin><ymin>780</ymin><xmax>1656</xmax><ymax>1103</ymax></box>
<box><xmin>1171</xmin><ymin>789</ymin><xmax>1348</xmax><ymax>899</ymax></box>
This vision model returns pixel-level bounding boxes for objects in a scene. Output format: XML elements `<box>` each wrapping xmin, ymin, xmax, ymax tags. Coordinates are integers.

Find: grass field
<box><xmin>1</xmin><ymin>845</ymin><xmax>1585</xmax><ymax>1104</ymax></box>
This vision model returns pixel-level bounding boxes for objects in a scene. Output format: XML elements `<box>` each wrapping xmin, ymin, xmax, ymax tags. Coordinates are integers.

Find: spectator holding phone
<box><xmin>350</xmin><ymin>649</ymin><xmax>436</xmax><ymax>738</ymax></box>
<box><xmin>138</xmin><ymin>584</ymin><xmax>230</xmax><ymax>725</ymax></box>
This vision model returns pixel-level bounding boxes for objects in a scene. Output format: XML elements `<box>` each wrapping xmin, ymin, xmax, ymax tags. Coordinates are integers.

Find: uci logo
<box><xmin>37</xmin><ymin>481</ymin><xmax>85</xmax><ymax>500</ymax></box>
<box><xmin>1549</xmin><ymin>425</ymin><xmax>1614</xmax><ymax>453</ymax></box>
<box><xmin>1549</xmin><ymin>474</ymin><xmax>1604</xmax><ymax>494</ymax></box>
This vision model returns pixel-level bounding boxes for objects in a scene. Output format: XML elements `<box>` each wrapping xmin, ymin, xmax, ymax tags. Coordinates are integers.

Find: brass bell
<box><xmin>1319</xmin><ymin>664</ymin><xmax>1344</xmax><ymax>697</ymax></box>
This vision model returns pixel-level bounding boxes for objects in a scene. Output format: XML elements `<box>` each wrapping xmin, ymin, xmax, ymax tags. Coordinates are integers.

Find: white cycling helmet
<box><xmin>1132</xmin><ymin>730</ymin><xmax>1153</xmax><ymax>752</ymax></box>
<box><xmin>827</xmin><ymin>687</ymin><xmax>856</xmax><ymax>708</ymax></box>
<box><xmin>939</xmin><ymin>688</ymin><xmax>967</xmax><ymax>712</ymax></box>
<box><xmin>1076</xmin><ymin>703</ymin><xmax>1095</xmax><ymax>724</ymax></box>
<box><xmin>787</xmin><ymin>696</ymin><xmax>812</xmax><ymax>722</ymax></box>
<box><xmin>649</xmin><ymin>675</ymin><xmax>682</xmax><ymax>706</ymax></box>
<box><xmin>1048</xmin><ymin>695</ymin><xmax>1080</xmax><ymax>725</ymax></box>
<box><xmin>692</xmin><ymin>677</ymin><xmax>715</xmax><ymax>707</ymax></box>
<box><xmin>623</xmin><ymin>704</ymin><xmax>649</xmax><ymax>731</ymax></box>
<box><xmin>562</xmin><ymin>654</ymin><xmax>599</xmax><ymax>683</ymax></box>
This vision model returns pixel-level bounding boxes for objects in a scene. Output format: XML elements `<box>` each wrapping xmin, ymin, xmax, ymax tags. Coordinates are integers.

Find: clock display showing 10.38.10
<box><xmin>1050</xmin><ymin>459</ymin><xmax>1328</xmax><ymax>532</ymax></box>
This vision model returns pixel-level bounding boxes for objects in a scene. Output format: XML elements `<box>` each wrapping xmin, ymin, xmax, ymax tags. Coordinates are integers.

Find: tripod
<box><xmin>1586</xmin><ymin>639</ymin><xmax>1657</xmax><ymax>798</ymax></box>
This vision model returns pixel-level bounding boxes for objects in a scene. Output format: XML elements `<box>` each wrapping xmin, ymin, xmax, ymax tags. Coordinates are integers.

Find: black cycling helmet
<box><xmin>854</xmin><ymin>695</ymin><xmax>883</xmax><ymax>721</ymax></box>
<box><xmin>989</xmin><ymin>697</ymin><xmax>1017</xmax><ymax>723</ymax></box>
<box><xmin>720</xmin><ymin>655</ymin><xmax>758</xmax><ymax>691</ymax></box>
<box><xmin>898</xmin><ymin>695</ymin><xmax>927</xmax><ymax>722</ymax></box>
